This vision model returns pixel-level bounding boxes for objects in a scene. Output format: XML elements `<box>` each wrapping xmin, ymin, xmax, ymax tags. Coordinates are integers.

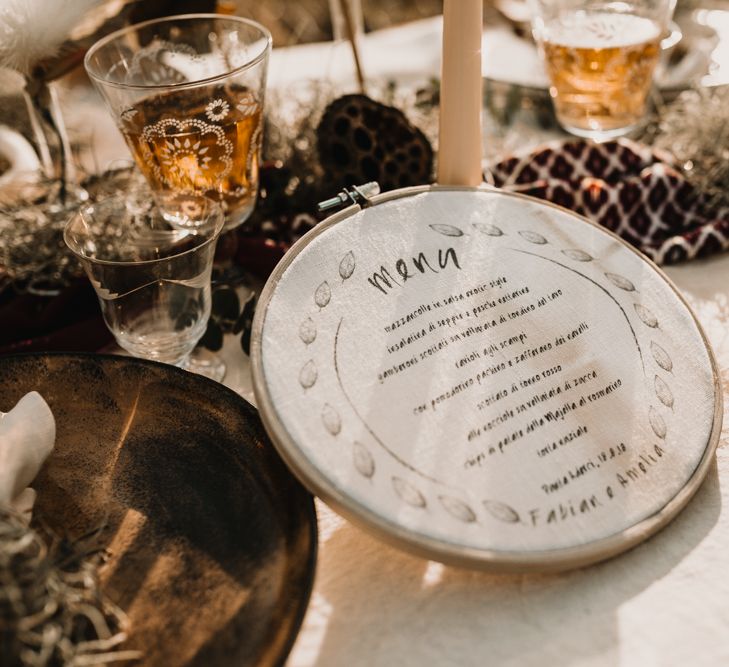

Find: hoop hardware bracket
<box><xmin>317</xmin><ymin>181</ymin><xmax>381</xmax><ymax>213</ymax></box>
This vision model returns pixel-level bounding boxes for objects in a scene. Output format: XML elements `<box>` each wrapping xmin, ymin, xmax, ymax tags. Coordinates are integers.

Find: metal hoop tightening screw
<box><xmin>317</xmin><ymin>182</ymin><xmax>381</xmax><ymax>213</ymax></box>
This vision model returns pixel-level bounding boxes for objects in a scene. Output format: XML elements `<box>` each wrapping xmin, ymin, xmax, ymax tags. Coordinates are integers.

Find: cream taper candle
<box><xmin>437</xmin><ymin>0</ymin><xmax>484</xmax><ymax>186</ymax></box>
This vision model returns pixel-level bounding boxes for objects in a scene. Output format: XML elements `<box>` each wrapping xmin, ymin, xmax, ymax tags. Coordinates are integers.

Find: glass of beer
<box><xmin>530</xmin><ymin>0</ymin><xmax>675</xmax><ymax>139</ymax></box>
<box><xmin>85</xmin><ymin>14</ymin><xmax>271</xmax><ymax>231</ymax></box>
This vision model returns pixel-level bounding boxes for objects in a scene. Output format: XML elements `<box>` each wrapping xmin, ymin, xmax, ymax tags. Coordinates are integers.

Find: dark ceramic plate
<box><xmin>0</xmin><ymin>353</ymin><xmax>317</xmax><ymax>667</ymax></box>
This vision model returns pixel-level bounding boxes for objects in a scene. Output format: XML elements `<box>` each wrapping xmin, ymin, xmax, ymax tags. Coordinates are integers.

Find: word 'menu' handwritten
<box><xmin>367</xmin><ymin>248</ymin><xmax>461</xmax><ymax>295</ymax></box>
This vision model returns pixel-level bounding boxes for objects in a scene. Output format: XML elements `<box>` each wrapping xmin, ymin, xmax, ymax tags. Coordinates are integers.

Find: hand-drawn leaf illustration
<box><xmin>339</xmin><ymin>251</ymin><xmax>356</xmax><ymax>280</ymax></box>
<box><xmin>392</xmin><ymin>476</ymin><xmax>426</xmax><ymax>508</ymax></box>
<box><xmin>648</xmin><ymin>406</ymin><xmax>667</xmax><ymax>439</ymax></box>
<box><xmin>654</xmin><ymin>375</ymin><xmax>674</xmax><ymax>409</ymax></box>
<box><xmin>473</xmin><ymin>222</ymin><xmax>504</xmax><ymax>237</ymax></box>
<box><xmin>562</xmin><ymin>248</ymin><xmax>593</xmax><ymax>262</ymax></box>
<box><xmin>314</xmin><ymin>281</ymin><xmax>331</xmax><ymax>308</ymax></box>
<box><xmin>299</xmin><ymin>317</ymin><xmax>317</xmax><ymax>345</ymax></box>
<box><xmin>605</xmin><ymin>272</ymin><xmax>635</xmax><ymax>291</ymax></box>
<box><xmin>321</xmin><ymin>403</ymin><xmax>341</xmax><ymax>435</ymax></box>
<box><xmin>650</xmin><ymin>341</ymin><xmax>672</xmax><ymax>372</ymax></box>
<box><xmin>533</xmin><ymin>209</ymin><xmax>555</xmax><ymax>226</ymax></box>
<box><xmin>353</xmin><ymin>442</ymin><xmax>375</xmax><ymax>478</ymax></box>
<box><xmin>429</xmin><ymin>223</ymin><xmax>464</xmax><ymax>237</ymax></box>
<box><xmin>483</xmin><ymin>500</ymin><xmax>520</xmax><ymax>524</ymax></box>
<box><xmin>634</xmin><ymin>303</ymin><xmax>659</xmax><ymax>328</ymax></box>
<box><xmin>518</xmin><ymin>230</ymin><xmax>548</xmax><ymax>244</ymax></box>
<box><xmin>439</xmin><ymin>495</ymin><xmax>477</xmax><ymax>523</ymax></box>
<box><xmin>299</xmin><ymin>360</ymin><xmax>317</xmax><ymax>389</ymax></box>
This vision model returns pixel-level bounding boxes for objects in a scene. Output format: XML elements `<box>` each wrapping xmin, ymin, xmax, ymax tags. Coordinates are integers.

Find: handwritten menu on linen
<box><xmin>259</xmin><ymin>190</ymin><xmax>716</xmax><ymax>555</ymax></box>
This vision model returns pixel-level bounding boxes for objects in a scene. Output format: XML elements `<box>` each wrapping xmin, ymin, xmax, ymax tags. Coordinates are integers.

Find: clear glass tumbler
<box><xmin>84</xmin><ymin>14</ymin><xmax>272</xmax><ymax>230</ymax></box>
<box><xmin>530</xmin><ymin>0</ymin><xmax>675</xmax><ymax>139</ymax></box>
<box><xmin>64</xmin><ymin>194</ymin><xmax>224</xmax><ymax>374</ymax></box>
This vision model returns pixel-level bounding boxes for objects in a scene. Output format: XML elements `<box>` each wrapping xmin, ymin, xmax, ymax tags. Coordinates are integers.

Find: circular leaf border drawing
<box><xmin>288</xmin><ymin>215</ymin><xmax>679</xmax><ymax>532</ymax></box>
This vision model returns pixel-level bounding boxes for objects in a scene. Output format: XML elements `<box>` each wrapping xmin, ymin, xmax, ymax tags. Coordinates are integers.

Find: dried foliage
<box><xmin>0</xmin><ymin>168</ymin><xmax>149</xmax><ymax>298</ymax></box>
<box><xmin>0</xmin><ymin>507</ymin><xmax>140</xmax><ymax>667</ymax></box>
<box><xmin>0</xmin><ymin>179</ymin><xmax>80</xmax><ymax>297</ymax></box>
<box><xmin>650</xmin><ymin>86</ymin><xmax>729</xmax><ymax>214</ymax></box>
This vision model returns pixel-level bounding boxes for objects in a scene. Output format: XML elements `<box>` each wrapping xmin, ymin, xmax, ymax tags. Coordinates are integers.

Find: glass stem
<box><xmin>22</xmin><ymin>77</ymin><xmax>77</xmax><ymax>201</ymax></box>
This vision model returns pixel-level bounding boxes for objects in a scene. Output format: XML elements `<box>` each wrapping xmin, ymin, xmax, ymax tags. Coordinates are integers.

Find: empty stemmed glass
<box><xmin>64</xmin><ymin>193</ymin><xmax>226</xmax><ymax>379</ymax></box>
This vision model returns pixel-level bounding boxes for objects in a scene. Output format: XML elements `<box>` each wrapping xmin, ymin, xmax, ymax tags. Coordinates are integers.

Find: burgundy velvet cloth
<box><xmin>488</xmin><ymin>138</ymin><xmax>729</xmax><ymax>265</ymax></box>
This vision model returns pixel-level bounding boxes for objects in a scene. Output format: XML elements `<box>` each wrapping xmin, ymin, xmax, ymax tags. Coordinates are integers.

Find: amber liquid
<box><xmin>121</xmin><ymin>86</ymin><xmax>262</xmax><ymax>228</ymax></box>
<box><xmin>541</xmin><ymin>11</ymin><xmax>662</xmax><ymax>136</ymax></box>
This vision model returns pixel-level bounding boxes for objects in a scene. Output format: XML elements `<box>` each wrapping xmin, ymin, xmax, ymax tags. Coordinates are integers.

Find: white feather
<box><xmin>0</xmin><ymin>0</ymin><xmax>100</xmax><ymax>74</ymax></box>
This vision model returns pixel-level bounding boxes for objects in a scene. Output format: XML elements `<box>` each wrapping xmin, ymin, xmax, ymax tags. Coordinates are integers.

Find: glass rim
<box><xmin>64</xmin><ymin>194</ymin><xmax>225</xmax><ymax>267</ymax></box>
<box><xmin>84</xmin><ymin>13</ymin><xmax>273</xmax><ymax>92</ymax></box>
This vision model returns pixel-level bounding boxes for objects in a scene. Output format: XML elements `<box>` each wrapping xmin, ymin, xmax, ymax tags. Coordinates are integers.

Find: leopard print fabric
<box><xmin>487</xmin><ymin>139</ymin><xmax>729</xmax><ymax>265</ymax></box>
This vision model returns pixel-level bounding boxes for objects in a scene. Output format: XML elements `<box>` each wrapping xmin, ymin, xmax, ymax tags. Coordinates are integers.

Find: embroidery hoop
<box><xmin>251</xmin><ymin>184</ymin><xmax>721</xmax><ymax>572</ymax></box>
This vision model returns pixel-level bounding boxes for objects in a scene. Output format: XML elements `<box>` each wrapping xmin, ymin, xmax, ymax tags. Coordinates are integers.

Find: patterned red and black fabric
<box><xmin>487</xmin><ymin>138</ymin><xmax>729</xmax><ymax>265</ymax></box>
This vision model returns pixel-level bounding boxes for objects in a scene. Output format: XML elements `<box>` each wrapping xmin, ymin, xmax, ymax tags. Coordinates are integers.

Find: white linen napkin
<box><xmin>0</xmin><ymin>391</ymin><xmax>55</xmax><ymax>519</ymax></box>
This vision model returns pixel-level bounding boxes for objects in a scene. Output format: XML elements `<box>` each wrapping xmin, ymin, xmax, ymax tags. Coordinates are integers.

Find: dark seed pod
<box><xmin>317</xmin><ymin>94</ymin><xmax>433</xmax><ymax>192</ymax></box>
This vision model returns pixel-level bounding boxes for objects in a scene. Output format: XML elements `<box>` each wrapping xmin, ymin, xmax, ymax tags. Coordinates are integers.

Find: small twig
<box><xmin>339</xmin><ymin>0</ymin><xmax>366</xmax><ymax>94</ymax></box>
<box><xmin>71</xmin><ymin>649</ymin><xmax>144</xmax><ymax>666</ymax></box>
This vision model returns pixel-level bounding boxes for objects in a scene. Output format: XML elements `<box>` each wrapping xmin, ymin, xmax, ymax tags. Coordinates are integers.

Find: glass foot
<box><xmin>182</xmin><ymin>348</ymin><xmax>226</xmax><ymax>382</ymax></box>
<box><xmin>556</xmin><ymin>118</ymin><xmax>643</xmax><ymax>142</ymax></box>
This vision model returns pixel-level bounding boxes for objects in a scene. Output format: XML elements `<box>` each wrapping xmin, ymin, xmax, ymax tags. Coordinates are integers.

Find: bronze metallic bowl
<box><xmin>0</xmin><ymin>352</ymin><xmax>317</xmax><ymax>667</ymax></box>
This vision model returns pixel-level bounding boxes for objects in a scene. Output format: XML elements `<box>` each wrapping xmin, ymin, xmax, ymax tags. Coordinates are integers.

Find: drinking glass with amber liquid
<box><xmin>530</xmin><ymin>0</ymin><xmax>674</xmax><ymax>139</ymax></box>
<box><xmin>85</xmin><ymin>14</ymin><xmax>271</xmax><ymax>230</ymax></box>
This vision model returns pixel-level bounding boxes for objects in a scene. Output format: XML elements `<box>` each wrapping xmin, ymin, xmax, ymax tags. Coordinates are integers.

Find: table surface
<box><xmin>56</xmin><ymin>16</ymin><xmax>729</xmax><ymax>667</ymax></box>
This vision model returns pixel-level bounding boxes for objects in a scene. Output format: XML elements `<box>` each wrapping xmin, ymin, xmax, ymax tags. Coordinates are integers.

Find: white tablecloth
<box><xmin>59</xmin><ymin>17</ymin><xmax>729</xmax><ymax>667</ymax></box>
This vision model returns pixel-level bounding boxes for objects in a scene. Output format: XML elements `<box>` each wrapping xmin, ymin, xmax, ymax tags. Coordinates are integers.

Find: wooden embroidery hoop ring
<box><xmin>251</xmin><ymin>184</ymin><xmax>722</xmax><ymax>573</ymax></box>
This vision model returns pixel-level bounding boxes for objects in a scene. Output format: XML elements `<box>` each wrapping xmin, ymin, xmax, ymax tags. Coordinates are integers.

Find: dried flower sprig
<box><xmin>0</xmin><ymin>179</ymin><xmax>80</xmax><ymax>297</ymax></box>
<box><xmin>0</xmin><ymin>507</ymin><xmax>141</xmax><ymax>667</ymax></box>
<box><xmin>651</xmin><ymin>86</ymin><xmax>729</xmax><ymax>214</ymax></box>
<box><xmin>0</xmin><ymin>167</ymin><xmax>149</xmax><ymax>298</ymax></box>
